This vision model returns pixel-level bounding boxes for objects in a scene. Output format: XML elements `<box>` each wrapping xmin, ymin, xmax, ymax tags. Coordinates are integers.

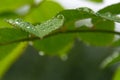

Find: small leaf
<box><xmin>33</xmin><ymin>34</ymin><xmax>75</xmax><ymax>56</ymax></box>
<box><xmin>6</xmin><ymin>15</ymin><xmax>64</xmax><ymax>38</ymax></box>
<box><xmin>101</xmin><ymin>52</ymin><xmax>120</xmax><ymax>68</ymax></box>
<box><xmin>96</xmin><ymin>12</ymin><xmax>120</xmax><ymax>23</ymax></box>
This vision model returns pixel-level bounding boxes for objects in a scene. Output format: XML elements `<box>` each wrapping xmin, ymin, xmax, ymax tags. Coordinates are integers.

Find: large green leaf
<box><xmin>25</xmin><ymin>1</ymin><xmax>63</xmax><ymax>23</ymax></box>
<box><xmin>33</xmin><ymin>34</ymin><xmax>75</xmax><ymax>56</ymax></box>
<box><xmin>0</xmin><ymin>0</ymin><xmax>33</xmax><ymax>13</ymax></box>
<box><xmin>78</xmin><ymin>19</ymin><xmax>114</xmax><ymax>46</ymax></box>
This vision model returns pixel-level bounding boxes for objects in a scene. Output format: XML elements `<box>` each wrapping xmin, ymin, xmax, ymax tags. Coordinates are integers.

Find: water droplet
<box><xmin>56</xmin><ymin>14</ymin><xmax>64</xmax><ymax>19</ymax></box>
<box><xmin>77</xmin><ymin>7</ymin><xmax>94</xmax><ymax>14</ymax></box>
<box><xmin>15</xmin><ymin>21</ymin><xmax>19</xmax><ymax>24</ymax></box>
<box><xmin>32</xmin><ymin>27</ymin><xmax>35</xmax><ymax>31</ymax></box>
<box><xmin>15</xmin><ymin>19</ymin><xmax>22</xmax><ymax>24</ymax></box>
<box><xmin>105</xmin><ymin>12</ymin><xmax>111</xmax><ymax>17</ymax></box>
<box><xmin>117</xmin><ymin>15</ymin><xmax>120</xmax><ymax>18</ymax></box>
<box><xmin>75</xmin><ymin>18</ymin><xmax>93</xmax><ymax>28</ymax></box>
<box><xmin>60</xmin><ymin>55</ymin><xmax>68</xmax><ymax>61</ymax></box>
<box><xmin>103</xmin><ymin>19</ymin><xmax>107</xmax><ymax>21</ymax></box>
<box><xmin>27</xmin><ymin>26</ymin><xmax>30</xmax><ymax>28</ymax></box>
<box><xmin>7</xmin><ymin>19</ymin><xmax>14</xmax><ymax>24</ymax></box>
<box><xmin>29</xmin><ymin>41</ymin><xmax>33</xmax><ymax>45</ymax></box>
<box><xmin>39</xmin><ymin>51</ymin><xmax>45</xmax><ymax>56</ymax></box>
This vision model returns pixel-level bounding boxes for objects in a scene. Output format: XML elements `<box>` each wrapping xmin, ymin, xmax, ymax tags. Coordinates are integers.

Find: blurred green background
<box><xmin>2</xmin><ymin>40</ymin><xmax>116</xmax><ymax>80</ymax></box>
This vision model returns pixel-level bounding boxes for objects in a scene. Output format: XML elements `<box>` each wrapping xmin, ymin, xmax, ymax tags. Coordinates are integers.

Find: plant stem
<box><xmin>0</xmin><ymin>29</ymin><xmax>120</xmax><ymax>46</ymax></box>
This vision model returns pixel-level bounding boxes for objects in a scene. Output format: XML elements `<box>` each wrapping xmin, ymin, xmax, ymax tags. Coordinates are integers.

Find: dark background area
<box><xmin>2</xmin><ymin>40</ymin><xmax>115</xmax><ymax>80</ymax></box>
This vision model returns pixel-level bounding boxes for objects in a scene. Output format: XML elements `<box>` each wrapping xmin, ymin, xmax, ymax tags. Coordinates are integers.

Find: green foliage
<box><xmin>6</xmin><ymin>16</ymin><xmax>64</xmax><ymax>38</ymax></box>
<box><xmin>89</xmin><ymin>0</ymin><xmax>103</xmax><ymax>2</ymax></box>
<box><xmin>101</xmin><ymin>52</ymin><xmax>120</xmax><ymax>68</ymax></box>
<box><xmin>1</xmin><ymin>0</ymin><xmax>120</xmax><ymax>80</ymax></box>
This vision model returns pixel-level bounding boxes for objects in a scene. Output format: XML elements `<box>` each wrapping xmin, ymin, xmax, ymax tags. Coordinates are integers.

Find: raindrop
<box><xmin>60</xmin><ymin>55</ymin><xmax>68</xmax><ymax>61</ymax></box>
<box><xmin>27</xmin><ymin>26</ymin><xmax>30</xmax><ymax>28</ymax></box>
<box><xmin>15</xmin><ymin>19</ymin><xmax>22</xmax><ymax>24</ymax></box>
<box><xmin>15</xmin><ymin>21</ymin><xmax>19</xmax><ymax>24</ymax></box>
<box><xmin>7</xmin><ymin>19</ymin><xmax>14</xmax><ymax>24</ymax></box>
<box><xmin>29</xmin><ymin>41</ymin><xmax>33</xmax><ymax>46</ymax></box>
<box><xmin>75</xmin><ymin>18</ymin><xmax>93</xmax><ymax>28</ymax></box>
<box><xmin>56</xmin><ymin>14</ymin><xmax>64</xmax><ymax>19</ymax></box>
<box><xmin>32</xmin><ymin>28</ymin><xmax>36</xmax><ymax>31</ymax></box>
<box><xmin>39</xmin><ymin>51</ymin><xmax>45</xmax><ymax>56</ymax></box>
<box><xmin>105</xmin><ymin>12</ymin><xmax>111</xmax><ymax>17</ymax></box>
<box><xmin>77</xmin><ymin>7</ymin><xmax>94</xmax><ymax>14</ymax></box>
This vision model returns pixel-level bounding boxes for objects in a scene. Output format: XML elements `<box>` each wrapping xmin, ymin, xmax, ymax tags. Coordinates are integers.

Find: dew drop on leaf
<box><xmin>76</xmin><ymin>7</ymin><xmax>94</xmax><ymax>14</ymax></box>
<box><xmin>39</xmin><ymin>51</ymin><xmax>45</xmax><ymax>56</ymax></box>
<box><xmin>60</xmin><ymin>55</ymin><xmax>68</xmax><ymax>61</ymax></box>
<box><xmin>27</xmin><ymin>26</ymin><xmax>30</xmax><ymax>28</ymax></box>
<box><xmin>56</xmin><ymin>14</ymin><xmax>64</xmax><ymax>19</ymax></box>
<box><xmin>29</xmin><ymin>41</ymin><xmax>33</xmax><ymax>46</ymax></box>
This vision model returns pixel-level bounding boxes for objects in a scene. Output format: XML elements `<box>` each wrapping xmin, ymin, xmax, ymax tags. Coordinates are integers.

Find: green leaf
<box><xmin>112</xmin><ymin>39</ymin><xmax>120</xmax><ymax>46</ymax></box>
<box><xmin>96</xmin><ymin>12</ymin><xmax>120</xmax><ymax>23</ymax></box>
<box><xmin>78</xmin><ymin>19</ymin><xmax>114</xmax><ymax>46</ymax></box>
<box><xmin>113</xmin><ymin>67</ymin><xmax>120</xmax><ymax>80</ymax></box>
<box><xmin>89</xmin><ymin>0</ymin><xmax>103</xmax><ymax>3</ymax></box>
<box><xmin>58</xmin><ymin>7</ymin><xmax>95</xmax><ymax>23</ymax></box>
<box><xmin>25</xmin><ymin>1</ymin><xmax>63</xmax><ymax>23</ymax></box>
<box><xmin>98</xmin><ymin>3</ymin><xmax>120</xmax><ymax>15</ymax></box>
<box><xmin>101</xmin><ymin>52</ymin><xmax>120</xmax><ymax>68</ymax></box>
<box><xmin>33</xmin><ymin>34</ymin><xmax>75</xmax><ymax>56</ymax></box>
<box><xmin>6</xmin><ymin>16</ymin><xmax>64</xmax><ymax>38</ymax></box>
<box><xmin>0</xmin><ymin>42</ymin><xmax>28</xmax><ymax>78</ymax></box>
<box><xmin>0</xmin><ymin>0</ymin><xmax>33</xmax><ymax>13</ymax></box>
<box><xmin>0</xmin><ymin>28</ymin><xmax>29</xmax><ymax>78</ymax></box>
<box><xmin>0</xmin><ymin>28</ymin><xmax>28</xmax><ymax>45</ymax></box>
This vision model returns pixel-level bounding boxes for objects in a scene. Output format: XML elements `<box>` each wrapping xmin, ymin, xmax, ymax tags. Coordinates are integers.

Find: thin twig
<box><xmin>0</xmin><ymin>29</ymin><xmax>120</xmax><ymax>46</ymax></box>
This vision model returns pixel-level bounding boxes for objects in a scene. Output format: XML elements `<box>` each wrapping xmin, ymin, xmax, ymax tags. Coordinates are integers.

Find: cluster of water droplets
<box><xmin>35</xmin><ymin>14</ymin><xmax>64</xmax><ymax>38</ymax></box>
<box><xmin>6</xmin><ymin>18</ymin><xmax>22</xmax><ymax>26</ymax></box>
<box><xmin>38</xmin><ymin>51</ymin><xmax>45</xmax><ymax>56</ymax></box>
<box><xmin>76</xmin><ymin>7</ymin><xmax>95</xmax><ymax>14</ymax></box>
<box><xmin>60</xmin><ymin>54</ymin><xmax>68</xmax><ymax>61</ymax></box>
<box><xmin>96</xmin><ymin>12</ymin><xmax>120</xmax><ymax>23</ymax></box>
<box><xmin>6</xmin><ymin>14</ymin><xmax>65</xmax><ymax>38</ymax></box>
